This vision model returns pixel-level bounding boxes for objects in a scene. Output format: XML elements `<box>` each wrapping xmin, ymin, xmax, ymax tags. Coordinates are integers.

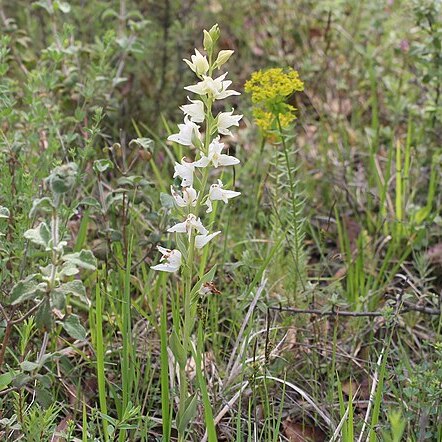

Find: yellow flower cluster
<box><xmin>251</xmin><ymin>107</ymin><xmax>297</xmax><ymax>133</ymax></box>
<box><xmin>245</xmin><ymin>68</ymin><xmax>304</xmax><ymax>104</ymax></box>
<box><xmin>244</xmin><ymin>67</ymin><xmax>304</xmax><ymax>133</ymax></box>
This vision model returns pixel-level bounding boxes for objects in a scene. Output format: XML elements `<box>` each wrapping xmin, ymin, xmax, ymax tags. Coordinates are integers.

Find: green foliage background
<box><xmin>1</xmin><ymin>0</ymin><xmax>441</xmax><ymax>440</ymax></box>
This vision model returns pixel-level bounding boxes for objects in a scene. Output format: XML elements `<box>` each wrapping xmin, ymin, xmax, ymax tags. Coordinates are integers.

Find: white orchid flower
<box><xmin>173</xmin><ymin>158</ymin><xmax>195</xmax><ymax>187</ymax></box>
<box><xmin>168</xmin><ymin>116</ymin><xmax>200</xmax><ymax>146</ymax></box>
<box><xmin>151</xmin><ymin>246</ymin><xmax>182</xmax><ymax>272</ymax></box>
<box><xmin>170</xmin><ymin>185</ymin><xmax>198</xmax><ymax>207</ymax></box>
<box><xmin>195</xmin><ymin>231</ymin><xmax>221</xmax><ymax>249</ymax></box>
<box><xmin>216</xmin><ymin>109</ymin><xmax>242</xmax><ymax>136</ymax></box>
<box><xmin>183</xmin><ymin>49</ymin><xmax>209</xmax><ymax>76</ymax></box>
<box><xmin>205</xmin><ymin>179</ymin><xmax>241</xmax><ymax>213</ymax></box>
<box><xmin>184</xmin><ymin>73</ymin><xmax>240</xmax><ymax>100</ymax></box>
<box><xmin>167</xmin><ymin>214</ymin><xmax>208</xmax><ymax>238</ymax></box>
<box><xmin>194</xmin><ymin>137</ymin><xmax>240</xmax><ymax>169</ymax></box>
<box><xmin>180</xmin><ymin>98</ymin><xmax>205</xmax><ymax>123</ymax></box>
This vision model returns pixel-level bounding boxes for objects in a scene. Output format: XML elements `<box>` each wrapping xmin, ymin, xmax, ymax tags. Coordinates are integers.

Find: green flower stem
<box><xmin>253</xmin><ymin>136</ymin><xmax>267</xmax><ymax>216</ymax></box>
<box><xmin>177</xmin><ymin>97</ymin><xmax>213</xmax><ymax>440</ymax></box>
<box><xmin>275</xmin><ymin>114</ymin><xmax>304</xmax><ymax>291</ymax></box>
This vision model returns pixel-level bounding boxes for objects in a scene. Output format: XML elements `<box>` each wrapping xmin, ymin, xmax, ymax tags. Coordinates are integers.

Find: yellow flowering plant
<box><xmin>246</xmin><ymin>67</ymin><xmax>307</xmax><ymax>293</ymax></box>
<box><xmin>245</xmin><ymin>67</ymin><xmax>304</xmax><ymax>134</ymax></box>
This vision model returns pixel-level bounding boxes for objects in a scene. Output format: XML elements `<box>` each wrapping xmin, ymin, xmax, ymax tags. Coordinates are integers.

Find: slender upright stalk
<box><xmin>275</xmin><ymin>115</ymin><xmax>305</xmax><ymax>291</ymax></box>
<box><xmin>177</xmin><ymin>104</ymin><xmax>213</xmax><ymax>438</ymax></box>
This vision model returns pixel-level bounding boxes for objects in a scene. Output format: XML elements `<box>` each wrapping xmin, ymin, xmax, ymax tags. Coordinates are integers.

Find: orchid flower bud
<box><xmin>214</xmin><ymin>50</ymin><xmax>234</xmax><ymax>69</ymax></box>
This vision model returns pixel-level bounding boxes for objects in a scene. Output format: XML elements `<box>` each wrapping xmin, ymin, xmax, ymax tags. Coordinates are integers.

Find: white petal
<box><xmin>194</xmin><ymin>156</ymin><xmax>210</xmax><ymax>168</ymax></box>
<box><xmin>167</xmin><ymin>117</ymin><xmax>200</xmax><ymax>146</ymax></box>
<box><xmin>157</xmin><ymin>245</ymin><xmax>171</xmax><ymax>255</ymax></box>
<box><xmin>183</xmin><ymin>187</ymin><xmax>198</xmax><ymax>206</ymax></box>
<box><xmin>222</xmin><ymin>189</ymin><xmax>241</xmax><ymax>200</ymax></box>
<box><xmin>184</xmin><ymin>84</ymin><xmax>205</xmax><ymax>95</ymax></box>
<box><xmin>167</xmin><ymin>250</ymin><xmax>182</xmax><ymax>268</ymax></box>
<box><xmin>167</xmin><ymin>221</ymin><xmax>187</xmax><ymax>233</ymax></box>
<box><xmin>208</xmin><ymin>138</ymin><xmax>224</xmax><ymax>155</ymax></box>
<box><xmin>195</xmin><ymin>231</ymin><xmax>221</xmax><ymax>249</ymax></box>
<box><xmin>171</xmin><ymin>186</ymin><xmax>198</xmax><ymax>207</ymax></box>
<box><xmin>180</xmin><ymin>98</ymin><xmax>205</xmax><ymax>123</ymax></box>
<box><xmin>151</xmin><ymin>263</ymin><xmax>177</xmax><ymax>272</ymax></box>
<box><xmin>151</xmin><ymin>248</ymin><xmax>181</xmax><ymax>272</ymax></box>
<box><xmin>205</xmin><ymin>198</ymin><xmax>213</xmax><ymax>213</ymax></box>
<box><xmin>209</xmin><ymin>186</ymin><xmax>224</xmax><ymax>201</ymax></box>
<box><xmin>217</xmin><ymin>89</ymin><xmax>240</xmax><ymax>100</ymax></box>
<box><xmin>218</xmin><ymin>154</ymin><xmax>240</xmax><ymax>166</ymax></box>
<box><xmin>171</xmin><ymin>186</ymin><xmax>186</xmax><ymax>207</ymax></box>
<box><xmin>191</xmin><ymin>49</ymin><xmax>209</xmax><ymax>75</ymax></box>
<box><xmin>191</xmin><ymin>217</ymin><xmax>208</xmax><ymax>235</ymax></box>
<box><xmin>217</xmin><ymin>110</ymin><xmax>242</xmax><ymax>135</ymax></box>
<box><xmin>173</xmin><ymin>159</ymin><xmax>195</xmax><ymax>187</ymax></box>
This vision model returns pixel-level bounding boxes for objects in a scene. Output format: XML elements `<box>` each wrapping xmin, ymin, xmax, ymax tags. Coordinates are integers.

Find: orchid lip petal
<box><xmin>151</xmin><ymin>248</ymin><xmax>182</xmax><ymax>272</ymax></box>
<box><xmin>195</xmin><ymin>231</ymin><xmax>221</xmax><ymax>249</ymax></box>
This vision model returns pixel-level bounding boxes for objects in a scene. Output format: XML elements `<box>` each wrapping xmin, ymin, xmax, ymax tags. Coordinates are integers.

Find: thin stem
<box><xmin>275</xmin><ymin>115</ymin><xmax>305</xmax><ymax>292</ymax></box>
<box><xmin>177</xmin><ymin>94</ymin><xmax>213</xmax><ymax>439</ymax></box>
<box><xmin>0</xmin><ymin>317</ymin><xmax>13</xmax><ymax>369</ymax></box>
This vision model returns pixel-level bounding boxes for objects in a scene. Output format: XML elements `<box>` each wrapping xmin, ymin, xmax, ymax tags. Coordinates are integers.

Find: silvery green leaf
<box><xmin>117</xmin><ymin>176</ymin><xmax>150</xmax><ymax>187</ymax></box>
<box><xmin>51</xmin><ymin>289</ymin><xmax>66</xmax><ymax>310</ymax></box>
<box><xmin>62</xmin><ymin>315</ymin><xmax>86</xmax><ymax>340</ymax></box>
<box><xmin>53</xmin><ymin>240</ymin><xmax>67</xmax><ymax>254</ymax></box>
<box><xmin>10</xmin><ymin>276</ymin><xmax>45</xmax><ymax>305</ymax></box>
<box><xmin>93</xmin><ymin>159</ymin><xmax>113</xmax><ymax>174</ymax></box>
<box><xmin>39</xmin><ymin>264</ymin><xmax>55</xmax><ymax>278</ymax></box>
<box><xmin>29</xmin><ymin>197</ymin><xmax>54</xmax><ymax>217</ymax></box>
<box><xmin>36</xmin><ymin>298</ymin><xmax>52</xmax><ymax>330</ymax></box>
<box><xmin>77</xmin><ymin>196</ymin><xmax>101</xmax><ymax>210</ymax></box>
<box><xmin>0</xmin><ymin>206</ymin><xmax>10</xmax><ymax>219</ymax></box>
<box><xmin>21</xmin><ymin>361</ymin><xmax>40</xmax><ymax>372</ymax></box>
<box><xmin>24</xmin><ymin>222</ymin><xmax>51</xmax><ymax>247</ymax></box>
<box><xmin>54</xmin><ymin>280</ymin><xmax>86</xmax><ymax>300</ymax></box>
<box><xmin>160</xmin><ymin>192</ymin><xmax>175</xmax><ymax>209</ymax></box>
<box><xmin>62</xmin><ymin>249</ymin><xmax>97</xmax><ymax>270</ymax></box>
<box><xmin>129</xmin><ymin>137</ymin><xmax>153</xmax><ymax>150</ymax></box>
<box><xmin>32</xmin><ymin>0</ymin><xmax>54</xmax><ymax>14</ymax></box>
<box><xmin>105</xmin><ymin>193</ymin><xmax>123</xmax><ymax>208</ymax></box>
<box><xmin>54</xmin><ymin>1</ymin><xmax>70</xmax><ymax>13</ymax></box>
<box><xmin>59</xmin><ymin>262</ymin><xmax>80</xmax><ymax>277</ymax></box>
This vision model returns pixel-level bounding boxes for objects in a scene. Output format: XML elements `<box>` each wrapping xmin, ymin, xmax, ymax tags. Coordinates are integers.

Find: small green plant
<box><xmin>1</xmin><ymin>163</ymin><xmax>96</xmax><ymax>372</ymax></box>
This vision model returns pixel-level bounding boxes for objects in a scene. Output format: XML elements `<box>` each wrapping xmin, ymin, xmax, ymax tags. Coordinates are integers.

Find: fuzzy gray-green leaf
<box><xmin>62</xmin><ymin>249</ymin><xmax>97</xmax><ymax>270</ymax></box>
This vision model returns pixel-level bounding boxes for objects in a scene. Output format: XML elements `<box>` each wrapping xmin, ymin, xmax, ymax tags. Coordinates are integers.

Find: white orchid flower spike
<box><xmin>152</xmin><ymin>31</ymin><xmax>242</xmax><ymax>276</ymax></box>
<box><xmin>195</xmin><ymin>231</ymin><xmax>221</xmax><ymax>249</ymax></box>
<box><xmin>205</xmin><ymin>179</ymin><xmax>241</xmax><ymax>213</ymax></box>
<box><xmin>168</xmin><ymin>116</ymin><xmax>200</xmax><ymax>146</ymax></box>
<box><xmin>170</xmin><ymin>186</ymin><xmax>198</xmax><ymax>207</ymax></box>
<box><xmin>151</xmin><ymin>246</ymin><xmax>182</xmax><ymax>272</ymax></box>
<box><xmin>194</xmin><ymin>137</ymin><xmax>240</xmax><ymax>169</ymax></box>
<box><xmin>184</xmin><ymin>73</ymin><xmax>240</xmax><ymax>100</ymax></box>
<box><xmin>173</xmin><ymin>158</ymin><xmax>195</xmax><ymax>187</ymax></box>
<box><xmin>217</xmin><ymin>109</ymin><xmax>242</xmax><ymax>136</ymax></box>
<box><xmin>181</xmin><ymin>98</ymin><xmax>205</xmax><ymax>123</ymax></box>
<box><xmin>167</xmin><ymin>214</ymin><xmax>208</xmax><ymax>238</ymax></box>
